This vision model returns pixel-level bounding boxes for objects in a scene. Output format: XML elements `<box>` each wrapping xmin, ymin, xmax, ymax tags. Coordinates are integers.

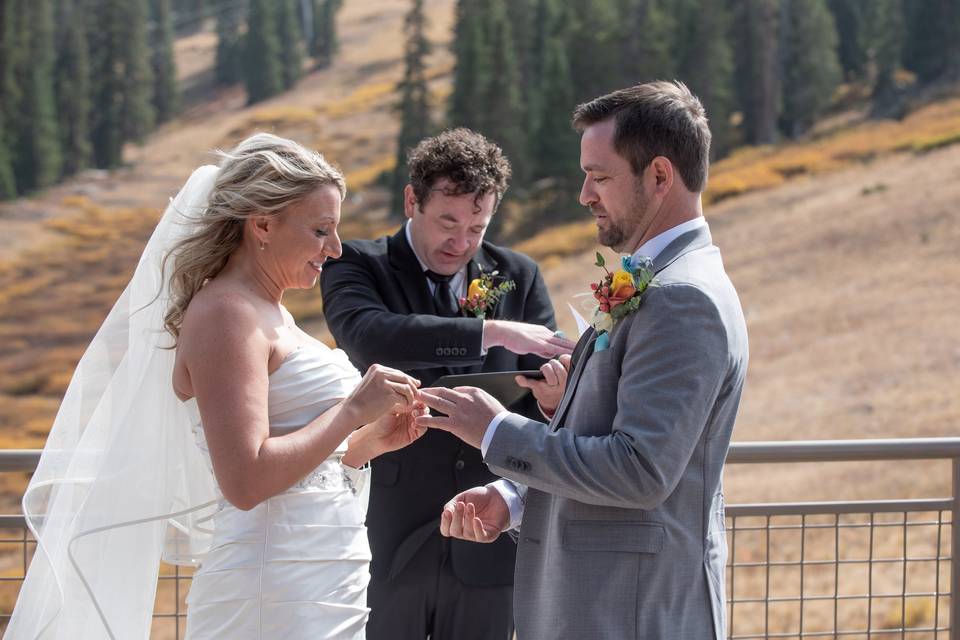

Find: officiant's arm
<box><xmin>321</xmin><ymin>244</ymin><xmax>486</xmax><ymax>369</ymax></box>
<box><xmin>320</xmin><ymin>244</ymin><xmax>572</xmax><ymax>370</ymax></box>
<box><xmin>425</xmin><ymin>284</ymin><xmax>733</xmax><ymax>510</ymax></box>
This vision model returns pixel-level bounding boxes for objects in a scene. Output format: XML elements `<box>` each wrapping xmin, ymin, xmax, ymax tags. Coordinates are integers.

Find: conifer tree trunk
<box><xmin>245</xmin><ymin>0</ymin><xmax>283</xmax><ymax>104</ymax></box>
<box><xmin>150</xmin><ymin>0</ymin><xmax>180</xmax><ymax>124</ymax></box>
<box><xmin>392</xmin><ymin>0</ymin><xmax>432</xmax><ymax>218</ymax></box>
<box><xmin>55</xmin><ymin>0</ymin><xmax>92</xmax><ymax>176</ymax></box>
<box><xmin>277</xmin><ymin>0</ymin><xmax>304</xmax><ymax>89</ymax></box>
<box><xmin>13</xmin><ymin>0</ymin><xmax>61</xmax><ymax>191</ymax></box>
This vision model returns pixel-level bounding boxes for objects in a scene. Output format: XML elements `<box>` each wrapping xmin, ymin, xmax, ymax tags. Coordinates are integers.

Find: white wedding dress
<box><xmin>183</xmin><ymin>342</ymin><xmax>371</xmax><ymax>639</ymax></box>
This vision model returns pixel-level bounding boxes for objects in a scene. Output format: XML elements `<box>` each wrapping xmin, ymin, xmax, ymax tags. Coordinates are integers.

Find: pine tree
<box><xmin>312</xmin><ymin>0</ymin><xmax>343</xmax><ymax>68</ymax></box>
<box><xmin>0</xmin><ymin>118</ymin><xmax>15</xmax><ymax>199</ymax></box>
<box><xmin>862</xmin><ymin>0</ymin><xmax>904</xmax><ymax>113</ymax></box>
<box><xmin>448</xmin><ymin>0</ymin><xmax>489</xmax><ymax>130</ymax></box>
<box><xmin>780</xmin><ymin>0</ymin><xmax>842</xmax><ymax>137</ymax></box>
<box><xmin>13</xmin><ymin>0</ymin><xmax>61</xmax><ymax>191</ymax></box>
<box><xmin>566</xmin><ymin>0</ymin><xmax>621</xmax><ymax>103</ymax></box>
<box><xmin>392</xmin><ymin>0</ymin><xmax>432</xmax><ymax>218</ymax></box>
<box><xmin>214</xmin><ymin>1</ymin><xmax>244</xmax><ymax>85</ymax></box>
<box><xmin>530</xmin><ymin>1</ymin><xmax>577</xmax><ymax>183</ymax></box>
<box><xmin>0</xmin><ymin>0</ymin><xmax>20</xmax><ymax>197</ymax></box>
<box><xmin>55</xmin><ymin>0</ymin><xmax>92</xmax><ymax>176</ymax></box>
<box><xmin>276</xmin><ymin>0</ymin><xmax>304</xmax><ymax>89</ymax></box>
<box><xmin>734</xmin><ymin>0</ymin><xmax>780</xmax><ymax>145</ymax></box>
<box><xmin>122</xmin><ymin>0</ymin><xmax>156</xmax><ymax>142</ymax></box>
<box><xmin>673</xmin><ymin>0</ymin><xmax>734</xmax><ymax>155</ymax></box>
<box><xmin>827</xmin><ymin>0</ymin><xmax>868</xmax><ymax>81</ymax></box>
<box><xmin>620</xmin><ymin>0</ymin><xmax>674</xmax><ymax>85</ymax></box>
<box><xmin>904</xmin><ymin>0</ymin><xmax>960</xmax><ymax>84</ymax></box>
<box><xmin>89</xmin><ymin>0</ymin><xmax>155</xmax><ymax>167</ymax></box>
<box><xmin>150</xmin><ymin>0</ymin><xmax>179</xmax><ymax>124</ymax></box>
<box><xmin>477</xmin><ymin>0</ymin><xmax>529</xmax><ymax>188</ymax></box>
<box><xmin>245</xmin><ymin>0</ymin><xmax>283</xmax><ymax>103</ymax></box>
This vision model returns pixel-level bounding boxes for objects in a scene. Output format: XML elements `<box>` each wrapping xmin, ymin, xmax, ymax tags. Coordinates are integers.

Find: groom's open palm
<box><xmin>440</xmin><ymin>486</ymin><xmax>510</xmax><ymax>543</ymax></box>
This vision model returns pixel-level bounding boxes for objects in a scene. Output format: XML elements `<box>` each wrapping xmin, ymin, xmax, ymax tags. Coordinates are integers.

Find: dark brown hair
<box><xmin>407</xmin><ymin>128</ymin><xmax>511</xmax><ymax>211</ymax></box>
<box><xmin>572</xmin><ymin>80</ymin><xmax>711</xmax><ymax>192</ymax></box>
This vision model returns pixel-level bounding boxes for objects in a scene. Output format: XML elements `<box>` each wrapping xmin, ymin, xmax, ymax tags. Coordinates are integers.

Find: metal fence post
<box><xmin>952</xmin><ymin>457</ymin><xmax>960</xmax><ymax>640</ymax></box>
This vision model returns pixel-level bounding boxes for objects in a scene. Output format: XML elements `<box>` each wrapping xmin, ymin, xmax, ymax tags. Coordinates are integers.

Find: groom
<box><xmin>418</xmin><ymin>81</ymin><xmax>749</xmax><ymax>639</ymax></box>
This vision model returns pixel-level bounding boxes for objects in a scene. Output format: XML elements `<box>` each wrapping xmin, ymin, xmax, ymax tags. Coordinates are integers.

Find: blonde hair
<box><xmin>163</xmin><ymin>133</ymin><xmax>346</xmax><ymax>343</ymax></box>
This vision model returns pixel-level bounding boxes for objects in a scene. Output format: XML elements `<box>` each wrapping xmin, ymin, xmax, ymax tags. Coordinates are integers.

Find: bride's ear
<box><xmin>248</xmin><ymin>215</ymin><xmax>273</xmax><ymax>247</ymax></box>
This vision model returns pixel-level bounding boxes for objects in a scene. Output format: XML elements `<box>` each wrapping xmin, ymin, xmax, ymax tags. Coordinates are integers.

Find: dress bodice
<box><xmin>184</xmin><ymin>342</ymin><xmax>362</xmax><ymax>461</ymax></box>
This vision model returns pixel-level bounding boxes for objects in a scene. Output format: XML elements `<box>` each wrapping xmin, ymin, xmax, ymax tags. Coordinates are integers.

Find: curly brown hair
<box><xmin>407</xmin><ymin>128</ymin><xmax>511</xmax><ymax>212</ymax></box>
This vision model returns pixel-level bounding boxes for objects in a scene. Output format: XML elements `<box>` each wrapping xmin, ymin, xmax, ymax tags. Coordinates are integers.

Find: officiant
<box><xmin>320</xmin><ymin>128</ymin><xmax>574</xmax><ymax>640</ymax></box>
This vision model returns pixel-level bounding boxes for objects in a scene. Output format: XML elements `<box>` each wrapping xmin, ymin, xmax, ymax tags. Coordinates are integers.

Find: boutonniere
<box><xmin>460</xmin><ymin>269</ymin><xmax>516</xmax><ymax>318</ymax></box>
<box><xmin>588</xmin><ymin>253</ymin><xmax>657</xmax><ymax>351</ymax></box>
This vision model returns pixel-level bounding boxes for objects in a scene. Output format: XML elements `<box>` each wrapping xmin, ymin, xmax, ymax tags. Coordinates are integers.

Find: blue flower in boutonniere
<box><xmin>459</xmin><ymin>269</ymin><xmax>516</xmax><ymax>318</ymax></box>
<box><xmin>588</xmin><ymin>253</ymin><xmax>657</xmax><ymax>351</ymax></box>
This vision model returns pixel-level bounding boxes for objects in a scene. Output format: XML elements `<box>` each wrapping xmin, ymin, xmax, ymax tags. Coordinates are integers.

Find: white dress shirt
<box><xmin>483</xmin><ymin>216</ymin><xmax>708</xmax><ymax>530</ymax></box>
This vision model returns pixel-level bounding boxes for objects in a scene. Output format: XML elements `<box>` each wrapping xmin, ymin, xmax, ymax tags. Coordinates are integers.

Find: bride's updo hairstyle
<box><xmin>163</xmin><ymin>133</ymin><xmax>346</xmax><ymax>342</ymax></box>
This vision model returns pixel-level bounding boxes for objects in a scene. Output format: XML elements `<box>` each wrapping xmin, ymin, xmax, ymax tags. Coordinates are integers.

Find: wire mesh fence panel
<box><xmin>727</xmin><ymin>507</ymin><xmax>952</xmax><ymax>639</ymax></box>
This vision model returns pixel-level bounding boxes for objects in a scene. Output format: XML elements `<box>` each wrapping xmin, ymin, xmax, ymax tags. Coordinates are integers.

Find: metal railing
<box><xmin>725</xmin><ymin>438</ymin><xmax>960</xmax><ymax>638</ymax></box>
<box><xmin>0</xmin><ymin>438</ymin><xmax>958</xmax><ymax>639</ymax></box>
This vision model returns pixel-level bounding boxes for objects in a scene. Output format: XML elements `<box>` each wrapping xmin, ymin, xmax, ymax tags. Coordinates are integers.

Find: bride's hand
<box><xmin>367</xmin><ymin>402</ymin><xmax>429</xmax><ymax>454</ymax></box>
<box><xmin>342</xmin><ymin>403</ymin><xmax>428</xmax><ymax>468</ymax></box>
<box><xmin>343</xmin><ymin>364</ymin><xmax>420</xmax><ymax>426</ymax></box>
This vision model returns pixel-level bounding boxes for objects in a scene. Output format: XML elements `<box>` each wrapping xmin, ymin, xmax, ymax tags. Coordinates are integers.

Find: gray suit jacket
<box><xmin>485</xmin><ymin>224</ymin><xmax>748</xmax><ymax>640</ymax></box>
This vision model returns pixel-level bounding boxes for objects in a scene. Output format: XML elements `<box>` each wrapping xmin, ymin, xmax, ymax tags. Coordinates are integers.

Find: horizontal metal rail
<box><xmin>2</xmin><ymin>437</ymin><xmax>960</xmax><ymax>639</ymax></box>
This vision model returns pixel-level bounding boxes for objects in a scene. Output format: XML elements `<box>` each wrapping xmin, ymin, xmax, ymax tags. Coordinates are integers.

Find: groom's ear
<box><xmin>649</xmin><ymin>156</ymin><xmax>674</xmax><ymax>196</ymax></box>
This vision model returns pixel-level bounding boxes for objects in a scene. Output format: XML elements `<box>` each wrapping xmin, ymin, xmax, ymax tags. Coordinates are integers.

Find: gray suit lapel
<box><xmin>550</xmin><ymin>329</ymin><xmax>596</xmax><ymax>431</ymax></box>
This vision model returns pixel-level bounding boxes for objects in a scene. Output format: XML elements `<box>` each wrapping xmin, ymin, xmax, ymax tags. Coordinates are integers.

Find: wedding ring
<box><xmin>553</xmin><ymin>330</ymin><xmax>566</xmax><ymax>339</ymax></box>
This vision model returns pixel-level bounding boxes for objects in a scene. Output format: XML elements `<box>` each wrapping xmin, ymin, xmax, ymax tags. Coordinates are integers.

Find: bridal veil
<box><xmin>7</xmin><ymin>166</ymin><xmax>223</xmax><ymax>639</ymax></box>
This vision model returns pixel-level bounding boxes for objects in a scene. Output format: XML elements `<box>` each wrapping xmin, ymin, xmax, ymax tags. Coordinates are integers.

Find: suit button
<box><xmin>458</xmin><ymin>347</ymin><xmax>467</xmax><ymax>356</ymax></box>
<box><xmin>454</xmin><ymin>460</ymin><xmax>465</xmax><ymax>471</ymax></box>
<box><xmin>435</xmin><ymin>348</ymin><xmax>443</xmax><ymax>356</ymax></box>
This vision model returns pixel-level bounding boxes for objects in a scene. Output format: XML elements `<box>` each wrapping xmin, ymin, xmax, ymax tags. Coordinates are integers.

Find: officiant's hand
<box><xmin>440</xmin><ymin>486</ymin><xmax>509</xmax><ymax>543</ymax></box>
<box><xmin>415</xmin><ymin>386</ymin><xmax>505</xmax><ymax>449</ymax></box>
<box><xmin>516</xmin><ymin>354</ymin><xmax>572</xmax><ymax>418</ymax></box>
<box><xmin>481</xmin><ymin>320</ymin><xmax>576</xmax><ymax>359</ymax></box>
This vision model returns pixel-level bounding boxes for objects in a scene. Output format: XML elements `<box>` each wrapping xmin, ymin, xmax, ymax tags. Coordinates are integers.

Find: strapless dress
<box><xmin>182</xmin><ymin>344</ymin><xmax>370</xmax><ymax>639</ymax></box>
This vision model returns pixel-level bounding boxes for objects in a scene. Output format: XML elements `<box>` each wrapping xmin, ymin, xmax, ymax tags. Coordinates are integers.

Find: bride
<box><xmin>7</xmin><ymin>133</ymin><xmax>425</xmax><ymax>639</ymax></box>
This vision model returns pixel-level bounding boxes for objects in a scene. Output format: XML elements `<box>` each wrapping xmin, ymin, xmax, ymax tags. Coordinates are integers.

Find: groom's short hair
<box><xmin>407</xmin><ymin>128</ymin><xmax>512</xmax><ymax>212</ymax></box>
<box><xmin>572</xmin><ymin>81</ymin><xmax>711</xmax><ymax>193</ymax></box>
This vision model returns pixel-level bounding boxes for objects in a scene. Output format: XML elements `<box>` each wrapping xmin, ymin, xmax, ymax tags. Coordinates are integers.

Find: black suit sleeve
<box><xmin>320</xmin><ymin>244</ymin><xmax>486</xmax><ymax>371</ymax></box>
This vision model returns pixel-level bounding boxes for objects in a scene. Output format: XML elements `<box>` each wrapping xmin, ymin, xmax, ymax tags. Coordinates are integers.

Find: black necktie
<box><xmin>425</xmin><ymin>270</ymin><xmax>459</xmax><ymax>317</ymax></box>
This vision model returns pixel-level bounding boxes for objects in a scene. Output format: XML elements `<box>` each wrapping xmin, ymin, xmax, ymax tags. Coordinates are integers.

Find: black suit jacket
<box><xmin>320</xmin><ymin>226</ymin><xmax>557</xmax><ymax>586</ymax></box>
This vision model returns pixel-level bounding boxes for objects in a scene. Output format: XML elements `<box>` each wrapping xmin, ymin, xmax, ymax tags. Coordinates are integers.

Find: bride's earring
<box><xmin>259</xmin><ymin>240</ymin><xmax>267</xmax><ymax>251</ymax></box>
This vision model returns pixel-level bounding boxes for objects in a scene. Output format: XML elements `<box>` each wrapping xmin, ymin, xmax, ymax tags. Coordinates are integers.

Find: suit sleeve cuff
<box><xmin>488</xmin><ymin>479</ymin><xmax>525</xmax><ymax>530</ymax></box>
<box><xmin>481</xmin><ymin>410</ymin><xmax>512</xmax><ymax>457</ymax></box>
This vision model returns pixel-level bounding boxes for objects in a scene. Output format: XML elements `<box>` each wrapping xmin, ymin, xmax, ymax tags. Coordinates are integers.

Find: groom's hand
<box><xmin>440</xmin><ymin>486</ymin><xmax>509</xmax><ymax>543</ymax></box>
<box><xmin>415</xmin><ymin>386</ymin><xmax>505</xmax><ymax>449</ymax></box>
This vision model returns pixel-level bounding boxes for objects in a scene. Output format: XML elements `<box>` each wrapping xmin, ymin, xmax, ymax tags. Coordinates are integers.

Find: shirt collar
<box><xmin>404</xmin><ymin>221</ymin><xmax>469</xmax><ymax>293</ymax></box>
<box><xmin>631</xmin><ymin>216</ymin><xmax>707</xmax><ymax>265</ymax></box>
